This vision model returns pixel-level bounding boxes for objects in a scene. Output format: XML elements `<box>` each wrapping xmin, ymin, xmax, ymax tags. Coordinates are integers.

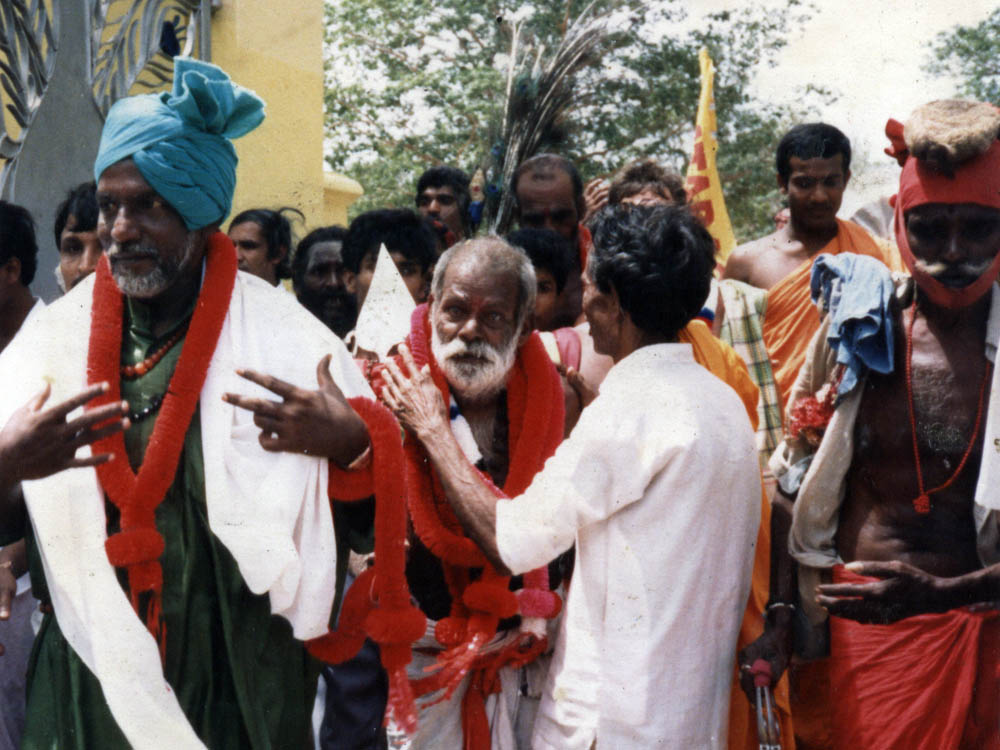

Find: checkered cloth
<box><xmin>718</xmin><ymin>279</ymin><xmax>782</xmax><ymax>470</ymax></box>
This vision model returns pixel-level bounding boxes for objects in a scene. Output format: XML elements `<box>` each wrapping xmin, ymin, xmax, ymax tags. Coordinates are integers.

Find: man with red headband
<box><xmin>741</xmin><ymin>100</ymin><xmax>1000</xmax><ymax>750</ymax></box>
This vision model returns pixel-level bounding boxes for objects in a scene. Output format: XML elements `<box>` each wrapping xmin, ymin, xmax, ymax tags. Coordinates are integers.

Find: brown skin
<box><xmin>222</xmin><ymin>354</ymin><xmax>369</xmax><ymax>468</ymax></box>
<box><xmin>532</xmin><ymin>268</ymin><xmax>560</xmax><ymax>332</ymax></box>
<box><xmin>58</xmin><ymin>214</ymin><xmax>102</xmax><ymax>291</ymax></box>
<box><xmin>416</xmin><ymin>185</ymin><xmax>464</xmax><ymax>240</ymax></box>
<box><xmin>0</xmin><ymin>382</ymin><xmax>129</xmax><ymax>541</ymax></box>
<box><xmin>97</xmin><ymin>160</ymin><xmax>214</xmax><ymax>337</ymax></box>
<box><xmin>515</xmin><ymin>169</ymin><xmax>583</xmax><ymax>328</ymax></box>
<box><xmin>229</xmin><ymin>220</ymin><xmax>285</xmax><ymax>286</ymax></box>
<box><xmin>0</xmin><ymin>257</ymin><xmax>35</xmax><ymax>355</ymax></box>
<box><xmin>0</xmin><ymin>539</ymin><xmax>27</xmax><ymax>654</ymax></box>
<box><xmin>723</xmin><ymin>154</ymin><xmax>850</xmax><ymax>290</ymax></box>
<box><xmin>739</xmin><ymin>201</ymin><xmax>1000</xmax><ymax>700</ymax></box>
<box><xmin>380</xmin><ymin>261</ymin><xmax>665</xmax><ymax>572</ymax></box>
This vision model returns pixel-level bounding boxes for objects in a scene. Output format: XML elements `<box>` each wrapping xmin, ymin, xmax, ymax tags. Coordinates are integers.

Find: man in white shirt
<box><xmin>381</xmin><ymin>204</ymin><xmax>761</xmax><ymax>748</ymax></box>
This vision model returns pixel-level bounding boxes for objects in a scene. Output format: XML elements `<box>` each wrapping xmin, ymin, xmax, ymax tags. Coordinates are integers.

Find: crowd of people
<box><xmin>0</xmin><ymin>56</ymin><xmax>997</xmax><ymax>750</ymax></box>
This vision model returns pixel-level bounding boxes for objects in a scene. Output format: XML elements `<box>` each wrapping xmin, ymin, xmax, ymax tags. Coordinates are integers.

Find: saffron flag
<box><xmin>685</xmin><ymin>47</ymin><xmax>737</xmax><ymax>264</ymax></box>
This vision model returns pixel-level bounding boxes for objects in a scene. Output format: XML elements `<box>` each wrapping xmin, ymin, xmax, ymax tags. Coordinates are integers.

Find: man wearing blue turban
<box><xmin>0</xmin><ymin>59</ymin><xmax>374</xmax><ymax>748</ymax></box>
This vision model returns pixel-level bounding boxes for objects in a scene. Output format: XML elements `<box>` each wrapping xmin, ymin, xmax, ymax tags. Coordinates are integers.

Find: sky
<box><xmin>690</xmin><ymin>0</ymin><xmax>997</xmax><ymax>215</ymax></box>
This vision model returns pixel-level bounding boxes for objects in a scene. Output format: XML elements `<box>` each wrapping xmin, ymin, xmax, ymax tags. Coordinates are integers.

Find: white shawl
<box><xmin>0</xmin><ymin>271</ymin><xmax>372</xmax><ymax>748</ymax></box>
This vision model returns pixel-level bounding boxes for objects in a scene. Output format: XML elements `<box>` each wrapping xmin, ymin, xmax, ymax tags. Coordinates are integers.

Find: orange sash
<box><xmin>763</xmin><ymin>220</ymin><xmax>886</xmax><ymax>412</ymax></box>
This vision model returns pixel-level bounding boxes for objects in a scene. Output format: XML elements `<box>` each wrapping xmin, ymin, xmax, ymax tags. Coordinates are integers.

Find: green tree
<box><xmin>324</xmin><ymin>0</ymin><xmax>822</xmax><ymax>241</ymax></box>
<box><xmin>926</xmin><ymin>8</ymin><xmax>1000</xmax><ymax>104</ymax></box>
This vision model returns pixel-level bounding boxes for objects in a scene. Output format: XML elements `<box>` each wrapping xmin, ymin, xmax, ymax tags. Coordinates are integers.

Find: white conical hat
<box><xmin>353</xmin><ymin>244</ymin><xmax>416</xmax><ymax>358</ymax></box>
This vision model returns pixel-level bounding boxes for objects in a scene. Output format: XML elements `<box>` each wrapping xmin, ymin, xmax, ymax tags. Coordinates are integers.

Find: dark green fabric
<box><xmin>23</xmin><ymin>297</ymin><xmax>317</xmax><ymax>749</ymax></box>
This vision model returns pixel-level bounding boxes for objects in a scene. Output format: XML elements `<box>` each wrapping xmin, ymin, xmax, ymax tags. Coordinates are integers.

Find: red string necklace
<box><xmin>87</xmin><ymin>233</ymin><xmax>236</xmax><ymax>658</ymax></box>
<box><xmin>904</xmin><ymin>299</ymin><xmax>991</xmax><ymax>514</ymax></box>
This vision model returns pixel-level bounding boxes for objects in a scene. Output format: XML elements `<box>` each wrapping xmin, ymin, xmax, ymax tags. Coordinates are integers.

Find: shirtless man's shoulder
<box><xmin>723</xmin><ymin>229</ymin><xmax>803</xmax><ymax>290</ymax></box>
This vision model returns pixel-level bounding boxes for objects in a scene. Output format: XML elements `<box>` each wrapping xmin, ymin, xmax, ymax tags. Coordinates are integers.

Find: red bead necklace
<box><xmin>904</xmin><ymin>300</ymin><xmax>991</xmax><ymax>514</ymax></box>
<box><xmin>120</xmin><ymin>324</ymin><xmax>188</xmax><ymax>379</ymax></box>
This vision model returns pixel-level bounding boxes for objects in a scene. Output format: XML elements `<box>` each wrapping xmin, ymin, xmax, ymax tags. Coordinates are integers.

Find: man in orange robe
<box><xmin>724</xmin><ymin>123</ymin><xmax>891</xmax><ymax>414</ymax></box>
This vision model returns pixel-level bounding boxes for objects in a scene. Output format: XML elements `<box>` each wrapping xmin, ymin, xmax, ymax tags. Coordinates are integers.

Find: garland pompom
<box><xmin>516</xmin><ymin>588</ymin><xmax>562</xmax><ymax>619</ymax></box>
<box><xmin>462</xmin><ymin>582</ymin><xmax>518</xmax><ymax>619</ymax></box>
<box><xmin>88</xmin><ymin>232</ymin><xmax>237</xmax><ymax>660</ymax></box>
<box><xmin>306</xmin><ymin>567</ymin><xmax>372</xmax><ymax>664</ymax></box>
<box><xmin>309</xmin><ymin>397</ymin><xmax>426</xmax><ymax>734</ymax></box>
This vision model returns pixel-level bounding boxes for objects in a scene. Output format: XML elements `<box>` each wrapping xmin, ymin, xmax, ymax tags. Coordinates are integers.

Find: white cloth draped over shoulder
<box><xmin>0</xmin><ymin>271</ymin><xmax>372</xmax><ymax>749</ymax></box>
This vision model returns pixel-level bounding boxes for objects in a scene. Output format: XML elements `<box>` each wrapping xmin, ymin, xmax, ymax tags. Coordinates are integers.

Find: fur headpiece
<box><xmin>904</xmin><ymin>100</ymin><xmax>1000</xmax><ymax>176</ymax></box>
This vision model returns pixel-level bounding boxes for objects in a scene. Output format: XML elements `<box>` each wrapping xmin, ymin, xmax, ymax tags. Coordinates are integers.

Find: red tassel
<box><xmin>87</xmin><ymin>233</ymin><xmax>237</xmax><ymax>663</ymax></box>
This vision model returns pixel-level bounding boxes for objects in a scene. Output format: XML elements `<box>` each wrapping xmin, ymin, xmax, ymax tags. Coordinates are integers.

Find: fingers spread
<box><xmin>316</xmin><ymin>354</ymin><xmax>334</xmax><ymax>387</ymax></box>
<box><xmin>398</xmin><ymin>343</ymin><xmax>418</xmax><ymax>375</ymax></box>
<box><xmin>28</xmin><ymin>382</ymin><xmax>52</xmax><ymax>412</ymax></box>
<box><xmin>67</xmin><ymin>400</ymin><xmax>128</xmax><ymax>434</ymax></box>
<box><xmin>223</xmin><ymin>392</ymin><xmax>285</xmax><ymax>418</ymax></box>
<box><xmin>48</xmin><ymin>382</ymin><xmax>109</xmax><ymax>420</ymax></box>
<box><xmin>65</xmin><ymin>453</ymin><xmax>116</xmax><ymax>470</ymax></box>
<box><xmin>236</xmin><ymin>369</ymin><xmax>298</xmax><ymax>400</ymax></box>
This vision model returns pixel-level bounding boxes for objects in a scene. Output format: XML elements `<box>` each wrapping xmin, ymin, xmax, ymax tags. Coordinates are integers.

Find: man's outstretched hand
<box><xmin>0</xmin><ymin>382</ymin><xmax>129</xmax><ymax>488</ymax></box>
<box><xmin>816</xmin><ymin>560</ymin><xmax>955</xmax><ymax>624</ymax></box>
<box><xmin>222</xmin><ymin>354</ymin><xmax>370</xmax><ymax>467</ymax></box>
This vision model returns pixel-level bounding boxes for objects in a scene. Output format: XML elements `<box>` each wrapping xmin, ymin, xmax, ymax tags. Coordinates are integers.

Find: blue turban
<box><xmin>94</xmin><ymin>57</ymin><xmax>265</xmax><ymax>230</ymax></box>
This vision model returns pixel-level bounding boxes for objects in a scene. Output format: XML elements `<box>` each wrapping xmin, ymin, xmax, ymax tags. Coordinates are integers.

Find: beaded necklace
<box><xmin>904</xmin><ymin>300</ymin><xmax>991</xmax><ymax>514</ymax></box>
<box><xmin>87</xmin><ymin>233</ymin><xmax>236</xmax><ymax>658</ymax></box>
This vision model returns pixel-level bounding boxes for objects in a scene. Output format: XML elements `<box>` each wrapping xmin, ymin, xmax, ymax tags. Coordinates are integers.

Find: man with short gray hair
<box><xmin>370</xmin><ymin>236</ymin><xmax>570</xmax><ymax>748</ymax></box>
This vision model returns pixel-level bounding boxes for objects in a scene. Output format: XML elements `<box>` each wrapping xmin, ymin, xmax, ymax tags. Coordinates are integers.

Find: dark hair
<box><xmin>608</xmin><ymin>159</ymin><xmax>687</xmax><ymax>205</ymax></box>
<box><xmin>589</xmin><ymin>204</ymin><xmax>714</xmax><ymax>341</ymax></box>
<box><xmin>293</xmin><ymin>225</ymin><xmax>348</xmax><ymax>288</ymax></box>
<box><xmin>53</xmin><ymin>181</ymin><xmax>98</xmax><ymax>247</ymax></box>
<box><xmin>506</xmin><ymin>227</ymin><xmax>574</xmax><ymax>294</ymax></box>
<box><xmin>416</xmin><ymin>166</ymin><xmax>471</xmax><ymax>232</ymax></box>
<box><xmin>511</xmin><ymin>153</ymin><xmax>585</xmax><ymax>218</ymax></box>
<box><xmin>0</xmin><ymin>201</ymin><xmax>38</xmax><ymax>285</ymax></box>
<box><xmin>775</xmin><ymin>123</ymin><xmax>851</xmax><ymax>184</ymax></box>
<box><xmin>228</xmin><ymin>207</ymin><xmax>303</xmax><ymax>280</ymax></box>
<box><xmin>343</xmin><ymin>209</ymin><xmax>437</xmax><ymax>275</ymax></box>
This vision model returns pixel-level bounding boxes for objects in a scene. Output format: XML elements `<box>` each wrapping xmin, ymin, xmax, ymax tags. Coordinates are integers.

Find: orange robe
<box><xmin>679</xmin><ymin>321</ymin><xmax>796</xmax><ymax>750</ymax></box>
<box><xmin>762</xmin><ymin>220</ymin><xmax>886</xmax><ymax>412</ymax></box>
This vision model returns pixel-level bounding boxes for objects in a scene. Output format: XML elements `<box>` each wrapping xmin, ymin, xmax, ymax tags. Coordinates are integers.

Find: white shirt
<box><xmin>496</xmin><ymin>343</ymin><xmax>760</xmax><ymax>749</ymax></box>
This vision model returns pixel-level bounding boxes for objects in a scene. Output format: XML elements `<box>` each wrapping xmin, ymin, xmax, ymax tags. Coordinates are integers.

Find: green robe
<box><xmin>22</xmin><ymin>297</ymin><xmax>318</xmax><ymax>749</ymax></box>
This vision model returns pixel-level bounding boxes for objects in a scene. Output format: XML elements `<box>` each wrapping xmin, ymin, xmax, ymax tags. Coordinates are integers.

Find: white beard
<box><xmin>108</xmin><ymin>234</ymin><xmax>200</xmax><ymax>298</ymax></box>
<box><xmin>431</xmin><ymin>323</ymin><xmax>518</xmax><ymax>402</ymax></box>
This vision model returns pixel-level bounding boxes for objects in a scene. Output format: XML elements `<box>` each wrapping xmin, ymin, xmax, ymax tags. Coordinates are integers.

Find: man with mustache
<box><xmin>742</xmin><ymin>100</ymin><xmax>1000</xmax><ymax>749</ymax></box>
<box><xmin>382</xmin><ymin>206</ymin><xmax>760</xmax><ymax>748</ymax></box>
<box><xmin>293</xmin><ymin>225</ymin><xmax>357</xmax><ymax>339</ymax></box>
<box><xmin>354</xmin><ymin>237</ymin><xmax>569</xmax><ymax>748</ymax></box>
<box><xmin>0</xmin><ymin>59</ymin><xmax>374</xmax><ymax>748</ymax></box>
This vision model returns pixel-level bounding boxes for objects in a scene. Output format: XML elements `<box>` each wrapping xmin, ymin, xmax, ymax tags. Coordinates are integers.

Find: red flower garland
<box><xmin>308</xmin><ymin>397</ymin><xmax>427</xmax><ymax>734</ymax></box>
<box><xmin>87</xmin><ymin>232</ymin><xmax>236</xmax><ymax>659</ymax></box>
<box><xmin>382</xmin><ymin>305</ymin><xmax>565</xmax><ymax>746</ymax></box>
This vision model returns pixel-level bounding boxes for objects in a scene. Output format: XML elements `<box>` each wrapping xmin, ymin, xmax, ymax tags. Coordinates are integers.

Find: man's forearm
<box><xmin>770</xmin><ymin>489</ymin><xmax>799</xmax><ymax>606</ymax></box>
<box><xmin>415</xmin><ymin>422</ymin><xmax>510</xmax><ymax>575</ymax></box>
<box><xmin>939</xmin><ymin>563</ymin><xmax>1000</xmax><ymax>609</ymax></box>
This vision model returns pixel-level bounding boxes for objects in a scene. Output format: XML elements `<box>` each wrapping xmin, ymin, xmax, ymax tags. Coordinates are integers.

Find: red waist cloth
<box><xmin>828</xmin><ymin>565</ymin><xmax>1000</xmax><ymax>750</ymax></box>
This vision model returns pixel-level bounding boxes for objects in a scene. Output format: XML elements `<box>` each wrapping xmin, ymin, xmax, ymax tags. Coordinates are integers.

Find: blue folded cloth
<box><xmin>810</xmin><ymin>253</ymin><xmax>895</xmax><ymax>401</ymax></box>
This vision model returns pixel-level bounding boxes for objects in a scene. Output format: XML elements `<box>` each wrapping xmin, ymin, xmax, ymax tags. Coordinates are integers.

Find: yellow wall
<box><xmin>211</xmin><ymin>1</ymin><xmax>361</xmax><ymax>231</ymax></box>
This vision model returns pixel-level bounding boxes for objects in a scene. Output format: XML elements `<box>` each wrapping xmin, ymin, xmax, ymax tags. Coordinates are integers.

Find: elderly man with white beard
<box><xmin>351</xmin><ymin>237</ymin><xmax>570</xmax><ymax>749</ymax></box>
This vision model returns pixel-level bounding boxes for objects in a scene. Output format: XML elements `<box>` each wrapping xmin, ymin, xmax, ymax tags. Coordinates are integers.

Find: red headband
<box><xmin>887</xmin><ymin>119</ymin><xmax>1000</xmax><ymax>308</ymax></box>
